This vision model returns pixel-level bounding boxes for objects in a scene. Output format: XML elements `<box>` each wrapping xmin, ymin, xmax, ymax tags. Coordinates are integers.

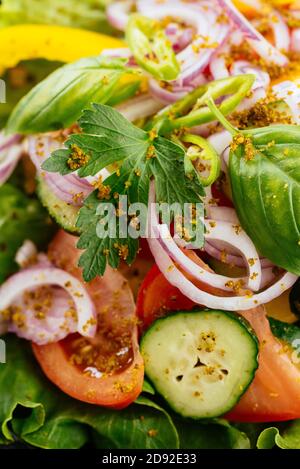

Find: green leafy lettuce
<box><xmin>0</xmin><ymin>184</ymin><xmax>55</xmax><ymax>282</ymax></box>
<box><xmin>0</xmin><ymin>0</ymin><xmax>114</xmax><ymax>34</ymax></box>
<box><xmin>0</xmin><ymin>335</ymin><xmax>253</xmax><ymax>449</ymax></box>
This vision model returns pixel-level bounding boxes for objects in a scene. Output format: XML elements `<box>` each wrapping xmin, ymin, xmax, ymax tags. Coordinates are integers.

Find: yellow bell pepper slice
<box><xmin>0</xmin><ymin>24</ymin><xmax>125</xmax><ymax>74</ymax></box>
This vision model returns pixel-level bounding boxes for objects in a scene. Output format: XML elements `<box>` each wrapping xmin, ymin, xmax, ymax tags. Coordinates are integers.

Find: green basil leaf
<box><xmin>229</xmin><ymin>125</ymin><xmax>300</xmax><ymax>275</ymax></box>
<box><xmin>6</xmin><ymin>56</ymin><xmax>128</xmax><ymax>134</ymax></box>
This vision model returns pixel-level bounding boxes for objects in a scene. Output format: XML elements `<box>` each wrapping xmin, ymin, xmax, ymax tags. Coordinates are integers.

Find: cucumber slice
<box><xmin>141</xmin><ymin>310</ymin><xmax>258</xmax><ymax>419</ymax></box>
<box><xmin>37</xmin><ymin>178</ymin><xmax>80</xmax><ymax>234</ymax></box>
<box><xmin>269</xmin><ymin>318</ymin><xmax>300</xmax><ymax>347</ymax></box>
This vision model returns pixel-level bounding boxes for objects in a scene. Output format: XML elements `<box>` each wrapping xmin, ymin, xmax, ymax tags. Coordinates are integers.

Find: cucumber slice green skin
<box><xmin>269</xmin><ymin>317</ymin><xmax>300</xmax><ymax>347</ymax></box>
<box><xmin>37</xmin><ymin>178</ymin><xmax>80</xmax><ymax>235</ymax></box>
<box><xmin>141</xmin><ymin>309</ymin><xmax>259</xmax><ymax>420</ymax></box>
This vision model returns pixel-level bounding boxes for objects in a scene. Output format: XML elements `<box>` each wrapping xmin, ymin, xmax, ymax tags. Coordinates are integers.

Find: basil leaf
<box><xmin>6</xmin><ymin>56</ymin><xmax>128</xmax><ymax>134</ymax></box>
<box><xmin>229</xmin><ymin>125</ymin><xmax>300</xmax><ymax>275</ymax></box>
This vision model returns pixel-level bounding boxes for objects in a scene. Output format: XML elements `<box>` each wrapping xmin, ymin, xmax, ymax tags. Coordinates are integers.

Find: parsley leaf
<box><xmin>43</xmin><ymin>103</ymin><xmax>204</xmax><ymax>281</ymax></box>
<box><xmin>42</xmin><ymin>104</ymin><xmax>149</xmax><ymax>176</ymax></box>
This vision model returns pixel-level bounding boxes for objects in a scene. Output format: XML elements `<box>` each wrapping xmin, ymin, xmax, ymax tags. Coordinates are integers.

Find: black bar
<box><xmin>0</xmin><ymin>448</ymin><xmax>298</xmax><ymax>467</ymax></box>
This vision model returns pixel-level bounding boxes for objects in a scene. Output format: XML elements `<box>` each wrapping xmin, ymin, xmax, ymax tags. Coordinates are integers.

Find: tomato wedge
<box><xmin>32</xmin><ymin>230</ymin><xmax>144</xmax><ymax>409</ymax></box>
<box><xmin>226</xmin><ymin>307</ymin><xmax>300</xmax><ymax>422</ymax></box>
<box><xmin>137</xmin><ymin>258</ymin><xmax>300</xmax><ymax>422</ymax></box>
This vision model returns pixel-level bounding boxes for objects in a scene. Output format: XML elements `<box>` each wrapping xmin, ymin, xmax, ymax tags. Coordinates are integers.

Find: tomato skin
<box><xmin>226</xmin><ymin>307</ymin><xmax>300</xmax><ymax>423</ymax></box>
<box><xmin>136</xmin><ymin>264</ymin><xmax>195</xmax><ymax>330</ymax></box>
<box><xmin>33</xmin><ymin>230</ymin><xmax>144</xmax><ymax>408</ymax></box>
<box><xmin>137</xmin><ymin>260</ymin><xmax>300</xmax><ymax>422</ymax></box>
<box><xmin>32</xmin><ymin>339</ymin><xmax>142</xmax><ymax>409</ymax></box>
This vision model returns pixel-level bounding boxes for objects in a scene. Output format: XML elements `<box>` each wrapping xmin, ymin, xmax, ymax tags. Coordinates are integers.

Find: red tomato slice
<box><xmin>136</xmin><ymin>264</ymin><xmax>196</xmax><ymax>330</ymax></box>
<box><xmin>32</xmin><ymin>230</ymin><xmax>144</xmax><ymax>409</ymax></box>
<box><xmin>137</xmin><ymin>259</ymin><xmax>300</xmax><ymax>422</ymax></box>
<box><xmin>226</xmin><ymin>307</ymin><xmax>300</xmax><ymax>422</ymax></box>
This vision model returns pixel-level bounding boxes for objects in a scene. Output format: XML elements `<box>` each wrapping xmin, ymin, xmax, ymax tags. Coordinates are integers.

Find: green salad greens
<box><xmin>0</xmin><ymin>184</ymin><xmax>55</xmax><ymax>282</ymax></box>
<box><xmin>0</xmin><ymin>0</ymin><xmax>114</xmax><ymax>33</ymax></box>
<box><xmin>0</xmin><ymin>335</ymin><xmax>300</xmax><ymax>449</ymax></box>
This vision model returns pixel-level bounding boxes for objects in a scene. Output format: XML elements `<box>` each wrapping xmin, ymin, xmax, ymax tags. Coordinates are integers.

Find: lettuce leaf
<box><xmin>0</xmin><ymin>335</ymin><xmax>252</xmax><ymax>449</ymax></box>
<box><xmin>257</xmin><ymin>422</ymin><xmax>300</xmax><ymax>449</ymax></box>
<box><xmin>0</xmin><ymin>0</ymin><xmax>114</xmax><ymax>34</ymax></box>
<box><xmin>0</xmin><ymin>184</ymin><xmax>55</xmax><ymax>282</ymax></box>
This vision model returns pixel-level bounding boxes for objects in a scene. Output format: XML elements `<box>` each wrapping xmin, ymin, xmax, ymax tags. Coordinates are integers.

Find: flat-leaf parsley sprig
<box><xmin>43</xmin><ymin>104</ymin><xmax>204</xmax><ymax>281</ymax></box>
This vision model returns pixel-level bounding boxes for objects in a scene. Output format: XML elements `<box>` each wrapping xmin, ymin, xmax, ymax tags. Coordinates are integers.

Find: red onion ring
<box><xmin>204</xmin><ymin>218</ymin><xmax>262</xmax><ymax>291</ymax></box>
<box><xmin>117</xmin><ymin>93</ymin><xmax>165</xmax><ymax>120</ymax></box>
<box><xmin>149</xmin><ymin>78</ymin><xmax>194</xmax><ymax>104</ymax></box>
<box><xmin>106</xmin><ymin>0</ymin><xmax>134</xmax><ymax>31</ymax></box>
<box><xmin>147</xmin><ymin>181</ymin><xmax>298</xmax><ymax>310</ymax></box>
<box><xmin>273</xmin><ymin>80</ymin><xmax>300</xmax><ymax>124</ymax></box>
<box><xmin>0</xmin><ymin>133</ymin><xmax>23</xmax><ymax>186</ymax></box>
<box><xmin>268</xmin><ymin>10</ymin><xmax>290</xmax><ymax>52</ymax></box>
<box><xmin>27</xmin><ymin>134</ymin><xmax>94</xmax><ymax>206</ymax></box>
<box><xmin>138</xmin><ymin>0</ymin><xmax>230</xmax><ymax>86</ymax></box>
<box><xmin>230</xmin><ymin>60</ymin><xmax>270</xmax><ymax>90</ymax></box>
<box><xmin>0</xmin><ymin>132</ymin><xmax>21</xmax><ymax>151</ymax></box>
<box><xmin>205</xmin><ymin>240</ymin><xmax>274</xmax><ymax>269</ymax></box>
<box><xmin>0</xmin><ymin>263</ymin><xmax>97</xmax><ymax>340</ymax></box>
<box><xmin>216</xmin><ymin>0</ymin><xmax>289</xmax><ymax>66</ymax></box>
<box><xmin>291</xmin><ymin>28</ymin><xmax>300</xmax><ymax>52</ymax></box>
<box><xmin>157</xmin><ymin>222</ymin><xmax>256</xmax><ymax>292</ymax></box>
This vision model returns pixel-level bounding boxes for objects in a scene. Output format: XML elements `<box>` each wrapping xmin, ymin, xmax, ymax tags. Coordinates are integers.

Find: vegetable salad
<box><xmin>1</xmin><ymin>0</ymin><xmax>300</xmax><ymax>450</ymax></box>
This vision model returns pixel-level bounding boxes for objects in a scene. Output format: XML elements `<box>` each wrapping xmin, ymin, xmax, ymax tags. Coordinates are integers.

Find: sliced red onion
<box><xmin>138</xmin><ymin>0</ymin><xmax>230</xmax><ymax>86</ymax></box>
<box><xmin>149</xmin><ymin>78</ymin><xmax>194</xmax><ymax>104</ymax></box>
<box><xmin>117</xmin><ymin>93</ymin><xmax>164</xmax><ymax>120</ymax></box>
<box><xmin>166</xmin><ymin>25</ymin><xmax>194</xmax><ymax>53</ymax></box>
<box><xmin>269</xmin><ymin>10</ymin><xmax>290</xmax><ymax>52</ymax></box>
<box><xmin>204</xmin><ymin>219</ymin><xmax>262</xmax><ymax>291</ymax></box>
<box><xmin>0</xmin><ymin>265</ymin><xmax>97</xmax><ymax>339</ymax></box>
<box><xmin>236</xmin><ymin>87</ymin><xmax>267</xmax><ymax>111</ymax></box>
<box><xmin>208</xmin><ymin>130</ymin><xmax>232</xmax><ymax>156</ymax></box>
<box><xmin>217</xmin><ymin>0</ymin><xmax>289</xmax><ymax>66</ymax></box>
<box><xmin>208</xmin><ymin>206</ymin><xmax>238</xmax><ymax>224</ymax></box>
<box><xmin>158</xmin><ymin>223</ymin><xmax>251</xmax><ymax>292</ymax></box>
<box><xmin>7</xmin><ymin>286</ymin><xmax>78</xmax><ymax>345</ymax></box>
<box><xmin>291</xmin><ymin>28</ymin><xmax>300</xmax><ymax>52</ymax></box>
<box><xmin>106</xmin><ymin>0</ymin><xmax>134</xmax><ymax>31</ymax></box>
<box><xmin>147</xmin><ymin>181</ymin><xmax>298</xmax><ymax>311</ymax></box>
<box><xmin>0</xmin><ymin>132</ymin><xmax>21</xmax><ymax>151</ymax></box>
<box><xmin>28</xmin><ymin>134</ymin><xmax>94</xmax><ymax>206</ymax></box>
<box><xmin>273</xmin><ymin>80</ymin><xmax>300</xmax><ymax>124</ymax></box>
<box><xmin>230</xmin><ymin>60</ymin><xmax>270</xmax><ymax>90</ymax></box>
<box><xmin>101</xmin><ymin>48</ymin><xmax>132</xmax><ymax>59</ymax></box>
<box><xmin>205</xmin><ymin>240</ymin><xmax>274</xmax><ymax>269</ymax></box>
<box><xmin>210</xmin><ymin>52</ymin><xmax>230</xmax><ymax>80</ymax></box>
<box><xmin>0</xmin><ymin>133</ymin><xmax>23</xmax><ymax>186</ymax></box>
<box><xmin>229</xmin><ymin>60</ymin><xmax>270</xmax><ymax>111</ymax></box>
<box><xmin>15</xmin><ymin>240</ymin><xmax>38</xmax><ymax>268</ymax></box>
